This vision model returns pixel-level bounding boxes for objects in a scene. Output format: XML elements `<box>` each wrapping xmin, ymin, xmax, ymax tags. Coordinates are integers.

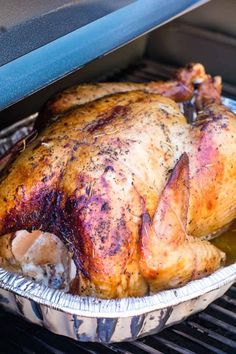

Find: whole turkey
<box><xmin>0</xmin><ymin>64</ymin><xmax>235</xmax><ymax>299</ymax></box>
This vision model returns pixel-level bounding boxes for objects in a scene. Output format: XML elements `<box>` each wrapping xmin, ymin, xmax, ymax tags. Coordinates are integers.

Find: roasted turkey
<box><xmin>0</xmin><ymin>63</ymin><xmax>235</xmax><ymax>299</ymax></box>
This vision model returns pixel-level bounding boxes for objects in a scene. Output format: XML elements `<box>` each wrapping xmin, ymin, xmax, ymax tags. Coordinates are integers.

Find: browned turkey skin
<box><xmin>0</xmin><ymin>64</ymin><xmax>234</xmax><ymax>299</ymax></box>
<box><xmin>35</xmin><ymin>63</ymin><xmax>206</xmax><ymax>131</ymax></box>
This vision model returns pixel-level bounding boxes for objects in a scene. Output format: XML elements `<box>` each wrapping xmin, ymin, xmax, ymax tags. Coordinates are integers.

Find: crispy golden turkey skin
<box><xmin>0</xmin><ymin>64</ymin><xmax>234</xmax><ymax>298</ymax></box>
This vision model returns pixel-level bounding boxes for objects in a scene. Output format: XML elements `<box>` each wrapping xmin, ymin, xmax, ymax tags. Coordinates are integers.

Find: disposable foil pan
<box><xmin>0</xmin><ymin>265</ymin><xmax>235</xmax><ymax>342</ymax></box>
<box><xmin>0</xmin><ymin>97</ymin><xmax>236</xmax><ymax>342</ymax></box>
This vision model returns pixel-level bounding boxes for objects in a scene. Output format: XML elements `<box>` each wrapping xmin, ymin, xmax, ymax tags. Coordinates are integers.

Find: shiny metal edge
<box><xmin>0</xmin><ymin>264</ymin><xmax>236</xmax><ymax>318</ymax></box>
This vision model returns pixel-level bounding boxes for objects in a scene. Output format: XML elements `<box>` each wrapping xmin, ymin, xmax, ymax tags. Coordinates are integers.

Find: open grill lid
<box><xmin>0</xmin><ymin>0</ymin><xmax>209</xmax><ymax>111</ymax></box>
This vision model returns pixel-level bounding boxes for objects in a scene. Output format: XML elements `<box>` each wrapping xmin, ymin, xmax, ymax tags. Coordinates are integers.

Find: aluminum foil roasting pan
<box><xmin>0</xmin><ymin>98</ymin><xmax>236</xmax><ymax>343</ymax></box>
<box><xmin>0</xmin><ymin>265</ymin><xmax>236</xmax><ymax>342</ymax></box>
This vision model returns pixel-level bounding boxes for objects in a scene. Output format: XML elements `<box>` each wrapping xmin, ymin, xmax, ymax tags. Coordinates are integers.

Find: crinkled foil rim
<box><xmin>0</xmin><ymin>264</ymin><xmax>236</xmax><ymax>318</ymax></box>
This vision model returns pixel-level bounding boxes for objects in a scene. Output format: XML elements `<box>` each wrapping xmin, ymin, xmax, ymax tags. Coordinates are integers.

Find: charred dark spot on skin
<box><xmin>77</xmin><ymin>194</ymin><xmax>86</xmax><ymax>203</ymax></box>
<box><xmin>84</xmin><ymin>105</ymin><xmax>130</xmax><ymax>133</ymax></box>
<box><xmin>65</xmin><ymin>197</ymin><xmax>79</xmax><ymax>215</ymax></box>
<box><xmin>220</xmin><ymin>121</ymin><xmax>228</xmax><ymax>129</ymax></box>
<box><xmin>73</xmin><ymin>141</ymin><xmax>81</xmax><ymax>152</ymax></box>
<box><xmin>108</xmin><ymin>242</ymin><xmax>121</xmax><ymax>256</ymax></box>
<box><xmin>85</xmin><ymin>183</ymin><xmax>92</xmax><ymax>196</ymax></box>
<box><xmin>104</xmin><ymin>165</ymin><xmax>115</xmax><ymax>173</ymax></box>
<box><xmin>106</xmin><ymin>214</ymin><xmax>128</xmax><ymax>256</ymax></box>
<box><xmin>70</xmin><ymin>155</ymin><xmax>77</xmax><ymax>162</ymax></box>
<box><xmin>141</xmin><ymin>212</ymin><xmax>152</xmax><ymax>234</ymax></box>
<box><xmin>200</xmin><ymin>122</ymin><xmax>211</xmax><ymax>132</ymax></box>
<box><xmin>1</xmin><ymin>189</ymin><xmax>59</xmax><ymax>235</ymax></box>
<box><xmin>77</xmin><ymin>173</ymin><xmax>93</xmax><ymax>191</ymax></box>
<box><xmin>101</xmin><ymin>202</ymin><xmax>109</xmax><ymax>212</ymax></box>
<box><xmin>41</xmin><ymin>173</ymin><xmax>55</xmax><ymax>183</ymax></box>
<box><xmin>99</xmin><ymin>146</ymin><xmax>119</xmax><ymax>161</ymax></box>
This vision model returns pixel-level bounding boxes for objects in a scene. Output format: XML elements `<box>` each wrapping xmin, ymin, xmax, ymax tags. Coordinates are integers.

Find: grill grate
<box><xmin>0</xmin><ymin>59</ymin><xmax>236</xmax><ymax>353</ymax></box>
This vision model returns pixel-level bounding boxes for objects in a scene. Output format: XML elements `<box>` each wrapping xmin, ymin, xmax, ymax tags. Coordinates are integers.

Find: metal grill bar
<box><xmin>170</xmin><ymin>327</ymin><xmax>228</xmax><ymax>354</ymax></box>
<box><xmin>198</xmin><ymin>313</ymin><xmax>236</xmax><ymax>335</ymax></box>
<box><xmin>0</xmin><ymin>59</ymin><xmax>236</xmax><ymax>354</ymax></box>
<box><xmin>150</xmin><ymin>335</ymin><xmax>196</xmax><ymax>354</ymax></box>
<box><xmin>188</xmin><ymin>321</ymin><xmax>236</xmax><ymax>349</ymax></box>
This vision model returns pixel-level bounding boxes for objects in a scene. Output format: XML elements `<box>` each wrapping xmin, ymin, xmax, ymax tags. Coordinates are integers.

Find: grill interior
<box><xmin>0</xmin><ymin>58</ymin><xmax>236</xmax><ymax>353</ymax></box>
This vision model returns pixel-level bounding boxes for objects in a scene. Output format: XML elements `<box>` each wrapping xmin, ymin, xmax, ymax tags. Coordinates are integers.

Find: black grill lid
<box><xmin>0</xmin><ymin>0</ymin><xmax>208</xmax><ymax>111</ymax></box>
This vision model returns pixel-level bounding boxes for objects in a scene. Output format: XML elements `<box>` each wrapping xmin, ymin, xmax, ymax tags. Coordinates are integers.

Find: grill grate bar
<box><xmin>216</xmin><ymin>298</ymin><xmax>236</xmax><ymax>313</ymax></box>
<box><xmin>171</xmin><ymin>328</ymin><xmax>227</xmax><ymax>354</ymax></box>
<box><xmin>102</xmin><ymin>343</ymin><xmax>136</xmax><ymax>354</ymax></box>
<box><xmin>222</xmin><ymin>294</ymin><xmax>236</xmax><ymax>306</ymax></box>
<box><xmin>105</xmin><ymin>60</ymin><xmax>174</xmax><ymax>83</ymax></box>
<box><xmin>228</xmin><ymin>286</ymin><xmax>236</xmax><ymax>293</ymax></box>
<box><xmin>151</xmin><ymin>335</ymin><xmax>196</xmax><ymax>354</ymax></box>
<box><xmin>108</xmin><ymin>342</ymin><xmax>152</xmax><ymax>354</ymax></box>
<box><xmin>198</xmin><ymin>312</ymin><xmax>236</xmax><ymax>335</ymax></box>
<box><xmin>210</xmin><ymin>303</ymin><xmax>236</xmax><ymax>320</ymax></box>
<box><xmin>130</xmin><ymin>340</ymin><xmax>164</xmax><ymax>354</ymax></box>
<box><xmin>188</xmin><ymin>321</ymin><xmax>236</xmax><ymax>349</ymax></box>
